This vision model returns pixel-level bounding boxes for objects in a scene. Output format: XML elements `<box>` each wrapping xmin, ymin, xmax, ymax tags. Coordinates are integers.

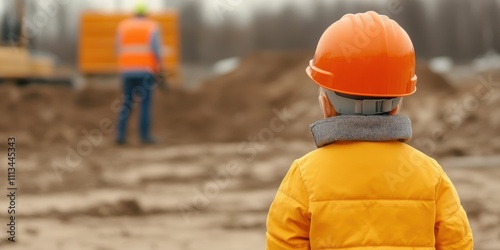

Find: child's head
<box><xmin>306</xmin><ymin>11</ymin><xmax>417</xmax><ymax>118</ymax></box>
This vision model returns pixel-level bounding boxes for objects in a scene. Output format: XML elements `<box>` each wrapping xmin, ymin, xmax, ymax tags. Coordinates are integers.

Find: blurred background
<box><xmin>0</xmin><ymin>0</ymin><xmax>499</xmax><ymax>249</ymax></box>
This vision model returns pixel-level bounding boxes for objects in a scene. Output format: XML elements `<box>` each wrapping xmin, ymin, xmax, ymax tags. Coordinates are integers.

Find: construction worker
<box><xmin>115</xmin><ymin>3</ymin><xmax>161</xmax><ymax>144</ymax></box>
<box><xmin>266</xmin><ymin>11</ymin><xmax>473</xmax><ymax>249</ymax></box>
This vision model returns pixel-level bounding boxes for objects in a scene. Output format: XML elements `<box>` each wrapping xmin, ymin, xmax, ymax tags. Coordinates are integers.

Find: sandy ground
<box><xmin>0</xmin><ymin>52</ymin><xmax>499</xmax><ymax>249</ymax></box>
<box><xmin>0</xmin><ymin>140</ymin><xmax>498</xmax><ymax>250</ymax></box>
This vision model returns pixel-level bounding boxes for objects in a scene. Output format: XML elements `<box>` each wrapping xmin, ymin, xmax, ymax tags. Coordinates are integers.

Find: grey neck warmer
<box><xmin>310</xmin><ymin>115</ymin><xmax>412</xmax><ymax>148</ymax></box>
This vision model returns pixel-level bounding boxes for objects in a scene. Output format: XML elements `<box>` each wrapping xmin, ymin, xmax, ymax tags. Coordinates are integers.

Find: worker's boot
<box><xmin>115</xmin><ymin>138</ymin><xmax>127</xmax><ymax>145</ymax></box>
<box><xmin>141</xmin><ymin>136</ymin><xmax>160</xmax><ymax>145</ymax></box>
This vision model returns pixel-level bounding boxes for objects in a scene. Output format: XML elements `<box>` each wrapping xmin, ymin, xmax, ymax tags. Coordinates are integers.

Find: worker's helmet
<box><xmin>135</xmin><ymin>2</ymin><xmax>148</xmax><ymax>16</ymax></box>
<box><xmin>306</xmin><ymin>11</ymin><xmax>417</xmax><ymax>115</ymax></box>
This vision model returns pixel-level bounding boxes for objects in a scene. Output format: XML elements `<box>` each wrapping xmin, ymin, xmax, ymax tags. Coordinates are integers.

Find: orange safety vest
<box><xmin>117</xmin><ymin>18</ymin><xmax>159</xmax><ymax>73</ymax></box>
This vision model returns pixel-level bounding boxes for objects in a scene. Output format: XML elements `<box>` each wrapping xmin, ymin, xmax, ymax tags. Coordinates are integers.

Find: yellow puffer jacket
<box><xmin>266</xmin><ymin>141</ymin><xmax>473</xmax><ymax>250</ymax></box>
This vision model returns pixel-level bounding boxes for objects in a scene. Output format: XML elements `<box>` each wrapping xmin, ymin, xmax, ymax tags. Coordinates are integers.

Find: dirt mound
<box><xmin>401</xmin><ymin>62</ymin><xmax>458</xmax><ymax>155</ymax></box>
<box><xmin>2</xmin><ymin>51</ymin><xmax>499</xmax><ymax>158</ymax></box>
<box><xmin>0</xmin><ymin>52</ymin><xmax>314</xmax><ymax>148</ymax></box>
<box><xmin>414</xmin><ymin>61</ymin><xmax>456</xmax><ymax>94</ymax></box>
<box><xmin>152</xmin><ymin>51</ymin><xmax>316</xmax><ymax>144</ymax></box>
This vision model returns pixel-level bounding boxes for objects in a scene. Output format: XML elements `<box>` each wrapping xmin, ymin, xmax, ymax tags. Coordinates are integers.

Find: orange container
<box><xmin>78</xmin><ymin>11</ymin><xmax>180</xmax><ymax>78</ymax></box>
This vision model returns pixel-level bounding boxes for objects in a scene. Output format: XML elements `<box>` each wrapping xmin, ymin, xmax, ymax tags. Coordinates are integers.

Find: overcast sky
<box><xmin>0</xmin><ymin>0</ymin><xmax>443</xmax><ymax>37</ymax></box>
<box><xmin>0</xmin><ymin>0</ymin><xmax>440</xmax><ymax>21</ymax></box>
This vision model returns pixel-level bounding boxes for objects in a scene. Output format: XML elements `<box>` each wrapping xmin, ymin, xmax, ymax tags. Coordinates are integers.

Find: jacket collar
<box><xmin>310</xmin><ymin>115</ymin><xmax>412</xmax><ymax>148</ymax></box>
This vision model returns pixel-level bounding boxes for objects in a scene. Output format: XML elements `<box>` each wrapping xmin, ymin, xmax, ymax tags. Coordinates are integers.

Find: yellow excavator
<box><xmin>0</xmin><ymin>0</ymin><xmax>73</xmax><ymax>86</ymax></box>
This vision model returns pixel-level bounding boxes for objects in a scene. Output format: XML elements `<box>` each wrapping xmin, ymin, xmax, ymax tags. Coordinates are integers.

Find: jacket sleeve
<box><xmin>434</xmin><ymin>163</ymin><xmax>473</xmax><ymax>250</ymax></box>
<box><xmin>266</xmin><ymin>161</ymin><xmax>310</xmax><ymax>250</ymax></box>
<box><xmin>115</xmin><ymin>28</ymin><xmax>121</xmax><ymax>56</ymax></box>
<box><xmin>151</xmin><ymin>27</ymin><xmax>162</xmax><ymax>66</ymax></box>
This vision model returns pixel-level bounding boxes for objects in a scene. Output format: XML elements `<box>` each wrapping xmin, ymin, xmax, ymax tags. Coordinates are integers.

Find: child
<box><xmin>266</xmin><ymin>11</ymin><xmax>473</xmax><ymax>250</ymax></box>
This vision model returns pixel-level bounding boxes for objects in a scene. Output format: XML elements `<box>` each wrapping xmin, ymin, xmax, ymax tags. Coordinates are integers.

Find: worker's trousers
<box><xmin>116</xmin><ymin>73</ymin><xmax>155</xmax><ymax>142</ymax></box>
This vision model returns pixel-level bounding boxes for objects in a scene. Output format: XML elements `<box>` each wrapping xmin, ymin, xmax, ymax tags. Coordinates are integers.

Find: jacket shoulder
<box><xmin>293</xmin><ymin>142</ymin><xmax>444</xmax><ymax>200</ymax></box>
<box><xmin>296</xmin><ymin>142</ymin><xmax>441</xmax><ymax>170</ymax></box>
<box><xmin>399</xmin><ymin>143</ymin><xmax>443</xmax><ymax>175</ymax></box>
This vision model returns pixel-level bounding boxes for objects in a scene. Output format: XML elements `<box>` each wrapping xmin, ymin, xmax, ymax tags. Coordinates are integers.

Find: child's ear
<box><xmin>319</xmin><ymin>93</ymin><xmax>336</xmax><ymax>118</ymax></box>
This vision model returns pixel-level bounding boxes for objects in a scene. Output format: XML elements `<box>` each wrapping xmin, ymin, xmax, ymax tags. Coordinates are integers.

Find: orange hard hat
<box><xmin>306</xmin><ymin>11</ymin><xmax>417</xmax><ymax>97</ymax></box>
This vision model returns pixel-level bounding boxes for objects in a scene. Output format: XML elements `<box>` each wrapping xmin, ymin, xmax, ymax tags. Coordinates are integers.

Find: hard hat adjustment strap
<box><xmin>326</xmin><ymin>90</ymin><xmax>401</xmax><ymax>115</ymax></box>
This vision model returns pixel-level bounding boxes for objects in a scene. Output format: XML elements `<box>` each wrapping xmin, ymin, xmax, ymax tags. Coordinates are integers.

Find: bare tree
<box><xmin>180</xmin><ymin>0</ymin><xmax>203</xmax><ymax>62</ymax></box>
